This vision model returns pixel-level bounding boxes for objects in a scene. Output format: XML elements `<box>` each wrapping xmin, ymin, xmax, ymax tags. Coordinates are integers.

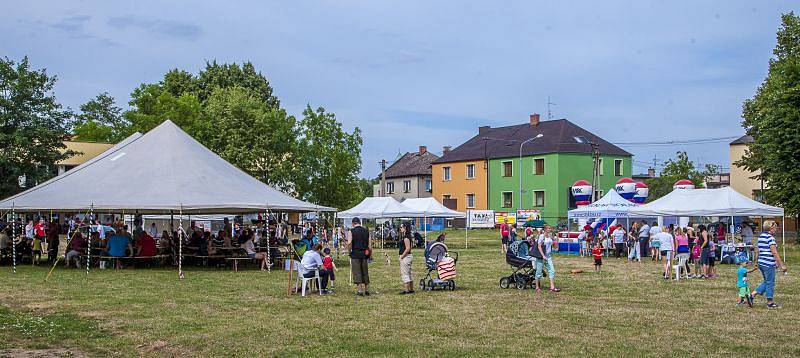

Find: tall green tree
<box><xmin>72</xmin><ymin>92</ymin><xmax>128</xmax><ymax>142</ymax></box>
<box><xmin>645</xmin><ymin>151</ymin><xmax>717</xmax><ymax>201</ymax></box>
<box><xmin>198</xmin><ymin>87</ymin><xmax>296</xmax><ymax>191</ymax></box>
<box><xmin>737</xmin><ymin>12</ymin><xmax>800</xmax><ymax>216</ymax></box>
<box><xmin>294</xmin><ymin>105</ymin><xmax>363</xmax><ymax>209</ymax></box>
<box><xmin>0</xmin><ymin>56</ymin><xmax>73</xmax><ymax>197</ymax></box>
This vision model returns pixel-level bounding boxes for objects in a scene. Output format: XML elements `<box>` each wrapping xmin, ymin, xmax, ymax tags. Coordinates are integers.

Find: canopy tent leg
<box><xmin>782</xmin><ymin>216</ymin><xmax>786</xmax><ymax>263</ymax></box>
<box><xmin>266</xmin><ymin>209</ymin><xmax>271</xmax><ymax>273</ymax></box>
<box><xmin>11</xmin><ymin>204</ymin><xmax>16</xmax><ymax>274</ymax></box>
<box><xmin>178</xmin><ymin>206</ymin><xmax>184</xmax><ymax>280</ymax></box>
<box><xmin>86</xmin><ymin>204</ymin><xmax>94</xmax><ymax>276</ymax></box>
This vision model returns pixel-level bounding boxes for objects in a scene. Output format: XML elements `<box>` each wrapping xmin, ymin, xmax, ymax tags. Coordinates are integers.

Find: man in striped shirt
<box><xmin>750</xmin><ymin>221</ymin><xmax>787</xmax><ymax>308</ymax></box>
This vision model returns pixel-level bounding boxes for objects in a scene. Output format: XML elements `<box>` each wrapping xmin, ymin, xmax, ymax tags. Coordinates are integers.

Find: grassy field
<box><xmin>1</xmin><ymin>229</ymin><xmax>798</xmax><ymax>357</ymax></box>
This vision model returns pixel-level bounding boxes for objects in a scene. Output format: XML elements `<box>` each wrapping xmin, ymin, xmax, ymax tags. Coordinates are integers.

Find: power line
<box><xmin>612</xmin><ymin>135</ymin><xmax>740</xmax><ymax>147</ymax></box>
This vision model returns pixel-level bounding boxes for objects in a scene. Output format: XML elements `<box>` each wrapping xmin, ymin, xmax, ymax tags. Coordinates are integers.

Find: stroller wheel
<box><xmin>427</xmin><ymin>279</ymin><xmax>435</xmax><ymax>291</ymax></box>
<box><xmin>499</xmin><ymin>277</ymin><xmax>510</xmax><ymax>289</ymax></box>
<box><xmin>448</xmin><ymin>280</ymin><xmax>456</xmax><ymax>291</ymax></box>
<box><xmin>419</xmin><ymin>279</ymin><xmax>426</xmax><ymax>291</ymax></box>
<box><xmin>515</xmin><ymin>279</ymin><xmax>526</xmax><ymax>290</ymax></box>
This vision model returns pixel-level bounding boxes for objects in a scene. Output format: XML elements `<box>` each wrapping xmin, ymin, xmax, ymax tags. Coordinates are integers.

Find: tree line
<box><xmin>0</xmin><ymin>58</ymin><xmax>367</xmax><ymax>209</ymax></box>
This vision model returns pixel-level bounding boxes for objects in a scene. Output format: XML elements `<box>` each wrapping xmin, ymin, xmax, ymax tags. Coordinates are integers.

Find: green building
<box><xmin>434</xmin><ymin>114</ymin><xmax>631</xmax><ymax>224</ymax></box>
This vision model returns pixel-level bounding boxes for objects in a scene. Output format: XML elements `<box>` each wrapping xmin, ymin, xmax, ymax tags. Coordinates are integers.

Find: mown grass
<box><xmin>1</xmin><ymin>229</ymin><xmax>798</xmax><ymax>357</ymax></box>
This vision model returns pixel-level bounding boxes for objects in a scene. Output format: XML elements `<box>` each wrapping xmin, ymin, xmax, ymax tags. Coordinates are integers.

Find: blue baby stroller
<box><xmin>500</xmin><ymin>239</ymin><xmax>536</xmax><ymax>289</ymax></box>
<box><xmin>419</xmin><ymin>240</ymin><xmax>459</xmax><ymax>291</ymax></box>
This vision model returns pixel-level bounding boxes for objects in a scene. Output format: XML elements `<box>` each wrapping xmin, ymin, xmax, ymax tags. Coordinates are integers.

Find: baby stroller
<box><xmin>500</xmin><ymin>239</ymin><xmax>536</xmax><ymax>289</ymax></box>
<box><xmin>419</xmin><ymin>240</ymin><xmax>458</xmax><ymax>291</ymax></box>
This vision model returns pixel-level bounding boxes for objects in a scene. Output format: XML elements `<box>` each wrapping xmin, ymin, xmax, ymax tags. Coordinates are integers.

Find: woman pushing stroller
<box><xmin>533</xmin><ymin>225</ymin><xmax>561</xmax><ymax>293</ymax></box>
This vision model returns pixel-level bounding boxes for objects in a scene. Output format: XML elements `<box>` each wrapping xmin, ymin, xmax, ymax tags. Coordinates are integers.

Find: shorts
<box><xmin>399</xmin><ymin>254</ymin><xmax>413</xmax><ymax>283</ymax></box>
<box><xmin>707</xmin><ymin>257</ymin><xmax>715</xmax><ymax>267</ymax></box>
<box><xmin>502</xmin><ymin>237</ymin><xmax>509</xmax><ymax>245</ymax></box>
<box><xmin>351</xmin><ymin>258</ymin><xmax>370</xmax><ymax>284</ymax></box>
<box><xmin>328</xmin><ymin>269</ymin><xmax>336</xmax><ymax>281</ymax></box>
<box><xmin>651</xmin><ymin>242</ymin><xmax>661</xmax><ymax>249</ymax></box>
<box><xmin>700</xmin><ymin>249</ymin><xmax>710</xmax><ymax>264</ymax></box>
<box><xmin>661</xmin><ymin>250</ymin><xmax>672</xmax><ymax>259</ymax></box>
<box><xmin>738</xmin><ymin>286</ymin><xmax>750</xmax><ymax>298</ymax></box>
<box><xmin>247</xmin><ymin>253</ymin><xmax>256</xmax><ymax>259</ymax></box>
<box><xmin>594</xmin><ymin>258</ymin><xmax>602</xmax><ymax>266</ymax></box>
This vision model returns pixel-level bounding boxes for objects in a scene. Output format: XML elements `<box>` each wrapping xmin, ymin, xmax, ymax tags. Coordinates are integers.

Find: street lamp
<box><xmin>519</xmin><ymin>134</ymin><xmax>544</xmax><ymax>209</ymax></box>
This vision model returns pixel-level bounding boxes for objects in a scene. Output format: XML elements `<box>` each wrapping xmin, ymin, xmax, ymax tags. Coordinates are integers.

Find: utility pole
<box><xmin>590</xmin><ymin>143</ymin><xmax>600</xmax><ymax>202</ymax></box>
<box><xmin>379</xmin><ymin>159</ymin><xmax>387</xmax><ymax>197</ymax></box>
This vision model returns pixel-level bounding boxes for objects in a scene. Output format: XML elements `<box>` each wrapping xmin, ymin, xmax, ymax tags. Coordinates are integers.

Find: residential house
<box><xmin>729</xmin><ymin>135</ymin><xmax>762</xmax><ymax>199</ymax></box>
<box><xmin>373</xmin><ymin>146</ymin><xmax>439</xmax><ymax>201</ymax></box>
<box><xmin>432</xmin><ymin>114</ymin><xmax>632</xmax><ymax>221</ymax></box>
<box><xmin>57</xmin><ymin>141</ymin><xmax>115</xmax><ymax>175</ymax></box>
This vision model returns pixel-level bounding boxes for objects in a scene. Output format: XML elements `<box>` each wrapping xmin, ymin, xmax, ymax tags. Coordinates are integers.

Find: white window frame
<box><xmin>614</xmin><ymin>159</ymin><xmax>623</xmax><ymax>176</ymax></box>
<box><xmin>533</xmin><ymin>190</ymin><xmax>545</xmax><ymax>207</ymax></box>
<box><xmin>594</xmin><ymin>190</ymin><xmax>604</xmax><ymax>200</ymax></box>
<box><xmin>425</xmin><ymin>179</ymin><xmax>432</xmax><ymax>192</ymax></box>
<box><xmin>501</xmin><ymin>191</ymin><xmax>513</xmax><ymax>208</ymax></box>
<box><xmin>443</xmin><ymin>166</ymin><xmax>451</xmax><ymax>181</ymax></box>
<box><xmin>598</xmin><ymin>158</ymin><xmax>604</xmax><ymax>176</ymax></box>
<box><xmin>532</xmin><ymin>157</ymin><xmax>545</xmax><ymax>175</ymax></box>
<box><xmin>403</xmin><ymin>180</ymin><xmax>412</xmax><ymax>193</ymax></box>
<box><xmin>386</xmin><ymin>181</ymin><xmax>394</xmax><ymax>194</ymax></box>
<box><xmin>466</xmin><ymin>193</ymin><xmax>476</xmax><ymax>209</ymax></box>
<box><xmin>466</xmin><ymin>164</ymin><xmax>476</xmax><ymax>180</ymax></box>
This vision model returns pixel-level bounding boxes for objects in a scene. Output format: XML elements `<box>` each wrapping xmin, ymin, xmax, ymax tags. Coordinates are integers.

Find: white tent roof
<box><xmin>401</xmin><ymin>198</ymin><xmax>466</xmax><ymax>218</ymax></box>
<box><xmin>630</xmin><ymin>186</ymin><xmax>784</xmax><ymax>217</ymax></box>
<box><xmin>568</xmin><ymin>190</ymin><xmax>639</xmax><ymax>219</ymax></box>
<box><xmin>337</xmin><ymin>197</ymin><xmax>420</xmax><ymax>219</ymax></box>
<box><xmin>0</xmin><ymin>120</ymin><xmax>334</xmax><ymax>214</ymax></box>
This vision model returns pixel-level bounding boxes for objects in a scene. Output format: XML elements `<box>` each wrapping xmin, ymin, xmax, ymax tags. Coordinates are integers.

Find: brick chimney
<box><xmin>478</xmin><ymin>126</ymin><xmax>490</xmax><ymax>135</ymax></box>
<box><xmin>530</xmin><ymin>113</ymin><xmax>540</xmax><ymax>126</ymax></box>
<box><xmin>443</xmin><ymin>146</ymin><xmax>452</xmax><ymax>155</ymax></box>
<box><xmin>418</xmin><ymin>145</ymin><xmax>427</xmax><ymax>154</ymax></box>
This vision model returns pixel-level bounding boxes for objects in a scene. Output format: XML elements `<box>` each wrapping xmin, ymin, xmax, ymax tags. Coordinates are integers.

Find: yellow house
<box><xmin>431</xmin><ymin>147</ymin><xmax>487</xmax><ymax>212</ymax></box>
<box><xmin>729</xmin><ymin>135</ymin><xmax>762</xmax><ymax>200</ymax></box>
<box><xmin>57</xmin><ymin>140</ymin><xmax>115</xmax><ymax>175</ymax></box>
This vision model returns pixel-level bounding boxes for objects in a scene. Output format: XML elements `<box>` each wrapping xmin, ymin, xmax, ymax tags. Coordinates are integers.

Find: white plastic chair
<box><xmin>673</xmin><ymin>255</ymin><xmax>688</xmax><ymax>281</ymax></box>
<box><xmin>296</xmin><ymin>269</ymin><xmax>322</xmax><ymax>297</ymax></box>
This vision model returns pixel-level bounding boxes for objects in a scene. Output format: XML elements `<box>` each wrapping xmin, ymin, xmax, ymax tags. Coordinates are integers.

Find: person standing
<box><xmin>740</xmin><ymin>222</ymin><xmax>754</xmax><ymax>245</ymax></box>
<box><xmin>398</xmin><ymin>222</ymin><xmax>414</xmax><ymax>294</ymax></box>
<box><xmin>347</xmin><ymin>217</ymin><xmax>372</xmax><ymax>296</ymax></box>
<box><xmin>654</xmin><ymin>227</ymin><xmax>675</xmax><ymax>279</ymax></box>
<box><xmin>627</xmin><ymin>222</ymin><xmax>641</xmax><ymax>262</ymax></box>
<box><xmin>46</xmin><ymin>221</ymin><xmax>60</xmax><ymax>264</ymax></box>
<box><xmin>649</xmin><ymin>222</ymin><xmax>661</xmax><ymax>261</ymax></box>
<box><xmin>612</xmin><ymin>225</ymin><xmax>626</xmax><ymax>258</ymax></box>
<box><xmin>750</xmin><ymin>221</ymin><xmax>787</xmax><ymax>308</ymax></box>
<box><xmin>500</xmin><ymin>222</ymin><xmax>510</xmax><ymax>253</ymax></box>
<box><xmin>698</xmin><ymin>225</ymin><xmax>710</xmax><ymax>278</ymax></box>
<box><xmin>534</xmin><ymin>225</ymin><xmax>560</xmax><ymax>293</ymax></box>
<box><xmin>674</xmin><ymin>227</ymin><xmax>691</xmax><ymax>277</ymax></box>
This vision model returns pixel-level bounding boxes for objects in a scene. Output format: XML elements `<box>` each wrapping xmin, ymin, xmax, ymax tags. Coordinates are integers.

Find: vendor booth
<box><xmin>566</xmin><ymin>190</ymin><xmax>640</xmax><ymax>254</ymax></box>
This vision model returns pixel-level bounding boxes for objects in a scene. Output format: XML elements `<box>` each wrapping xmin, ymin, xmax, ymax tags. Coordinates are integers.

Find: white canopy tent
<box><xmin>337</xmin><ymin>197</ymin><xmax>420</xmax><ymax>220</ymax></box>
<box><xmin>401</xmin><ymin>197</ymin><xmax>466</xmax><ymax>246</ymax></box>
<box><xmin>0</xmin><ymin>120</ymin><xmax>333</xmax><ymax>278</ymax></box>
<box><xmin>630</xmin><ymin>186</ymin><xmax>786</xmax><ymax>260</ymax></box>
<box><xmin>0</xmin><ymin>120</ymin><xmax>333</xmax><ymax>214</ymax></box>
<box><xmin>568</xmin><ymin>190</ymin><xmax>639</xmax><ymax>219</ymax></box>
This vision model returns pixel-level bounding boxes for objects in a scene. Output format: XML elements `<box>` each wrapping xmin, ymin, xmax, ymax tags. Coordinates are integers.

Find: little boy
<box><xmin>592</xmin><ymin>242</ymin><xmax>603</xmax><ymax>272</ymax></box>
<box><xmin>322</xmin><ymin>248</ymin><xmax>337</xmax><ymax>289</ymax></box>
<box><xmin>737</xmin><ymin>260</ymin><xmax>757</xmax><ymax>307</ymax></box>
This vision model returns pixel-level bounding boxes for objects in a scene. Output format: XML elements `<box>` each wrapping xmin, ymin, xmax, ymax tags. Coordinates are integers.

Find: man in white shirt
<box><xmin>299</xmin><ymin>244</ymin><xmax>330</xmax><ymax>293</ymax></box>
<box><xmin>740</xmin><ymin>223</ymin><xmax>754</xmax><ymax>245</ymax></box>
<box><xmin>654</xmin><ymin>228</ymin><xmax>676</xmax><ymax>279</ymax></box>
<box><xmin>612</xmin><ymin>225</ymin><xmax>626</xmax><ymax>258</ymax></box>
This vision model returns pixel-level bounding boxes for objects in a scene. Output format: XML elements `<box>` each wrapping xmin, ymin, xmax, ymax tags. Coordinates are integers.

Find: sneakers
<box><xmin>767</xmin><ymin>302</ymin><xmax>780</xmax><ymax>309</ymax></box>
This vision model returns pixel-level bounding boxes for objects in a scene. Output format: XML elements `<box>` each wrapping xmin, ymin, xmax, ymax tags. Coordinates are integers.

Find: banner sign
<box><xmin>516</xmin><ymin>209</ymin><xmax>541</xmax><ymax>222</ymax></box>
<box><xmin>494</xmin><ymin>212</ymin><xmax>517</xmax><ymax>226</ymax></box>
<box><xmin>467</xmin><ymin>210</ymin><xmax>495</xmax><ymax>228</ymax></box>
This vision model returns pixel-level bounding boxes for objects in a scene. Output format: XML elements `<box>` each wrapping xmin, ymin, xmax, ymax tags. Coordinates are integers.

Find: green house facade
<box><xmin>488</xmin><ymin>153</ymin><xmax>632</xmax><ymax>222</ymax></box>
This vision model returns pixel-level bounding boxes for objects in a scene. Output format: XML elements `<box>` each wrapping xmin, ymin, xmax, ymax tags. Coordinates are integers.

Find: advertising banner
<box><xmin>467</xmin><ymin>210</ymin><xmax>495</xmax><ymax>228</ymax></box>
<box><xmin>494</xmin><ymin>212</ymin><xmax>517</xmax><ymax>226</ymax></box>
<box><xmin>516</xmin><ymin>209</ymin><xmax>541</xmax><ymax>223</ymax></box>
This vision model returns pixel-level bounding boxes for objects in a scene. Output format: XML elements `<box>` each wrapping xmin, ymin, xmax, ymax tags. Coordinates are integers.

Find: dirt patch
<box><xmin>137</xmin><ymin>340</ymin><xmax>193</xmax><ymax>356</ymax></box>
<box><xmin>0</xmin><ymin>348</ymin><xmax>85</xmax><ymax>357</ymax></box>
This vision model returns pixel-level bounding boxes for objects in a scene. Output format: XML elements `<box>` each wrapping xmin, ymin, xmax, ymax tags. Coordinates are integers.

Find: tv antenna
<box><xmin>547</xmin><ymin>96</ymin><xmax>556</xmax><ymax>120</ymax></box>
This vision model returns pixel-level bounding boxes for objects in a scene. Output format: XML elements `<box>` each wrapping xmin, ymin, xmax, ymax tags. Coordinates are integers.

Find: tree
<box><xmin>124</xmin><ymin>84</ymin><xmax>203</xmax><ymax>135</ymax></box>
<box><xmin>0</xmin><ymin>56</ymin><xmax>73</xmax><ymax>198</ymax></box>
<box><xmin>294</xmin><ymin>105</ymin><xmax>363</xmax><ymax>209</ymax></box>
<box><xmin>198</xmin><ymin>87</ymin><xmax>297</xmax><ymax>191</ymax></box>
<box><xmin>737</xmin><ymin>12</ymin><xmax>800</xmax><ymax>216</ymax></box>
<box><xmin>645</xmin><ymin>151</ymin><xmax>717</xmax><ymax>201</ymax></box>
<box><xmin>197</xmin><ymin>61</ymin><xmax>280</xmax><ymax>108</ymax></box>
<box><xmin>72</xmin><ymin>92</ymin><xmax>129</xmax><ymax>142</ymax></box>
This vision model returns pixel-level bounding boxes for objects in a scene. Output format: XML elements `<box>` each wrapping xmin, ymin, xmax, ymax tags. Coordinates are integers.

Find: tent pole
<box><xmin>266</xmin><ymin>208</ymin><xmax>271</xmax><ymax>273</ymax></box>
<box><xmin>87</xmin><ymin>204</ymin><xmax>93</xmax><ymax>276</ymax></box>
<box><xmin>11</xmin><ymin>204</ymin><xmax>16</xmax><ymax>274</ymax></box>
<box><xmin>782</xmin><ymin>216</ymin><xmax>786</xmax><ymax>263</ymax></box>
<box><xmin>178</xmin><ymin>205</ymin><xmax>184</xmax><ymax>280</ymax></box>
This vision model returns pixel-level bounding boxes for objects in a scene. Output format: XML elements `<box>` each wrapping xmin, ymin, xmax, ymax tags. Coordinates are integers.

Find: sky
<box><xmin>3</xmin><ymin>1</ymin><xmax>796</xmax><ymax>178</ymax></box>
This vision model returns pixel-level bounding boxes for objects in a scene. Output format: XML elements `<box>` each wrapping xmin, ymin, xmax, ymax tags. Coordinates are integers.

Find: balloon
<box><xmin>571</xmin><ymin>179</ymin><xmax>593</xmax><ymax>206</ymax></box>
<box><xmin>673</xmin><ymin>179</ymin><xmax>695</xmax><ymax>190</ymax></box>
<box><xmin>634</xmin><ymin>182</ymin><xmax>649</xmax><ymax>204</ymax></box>
<box><xmin>615</xmin><ymin>178</ymin><xmax>636</xmax><ymax>202</ymax></box>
